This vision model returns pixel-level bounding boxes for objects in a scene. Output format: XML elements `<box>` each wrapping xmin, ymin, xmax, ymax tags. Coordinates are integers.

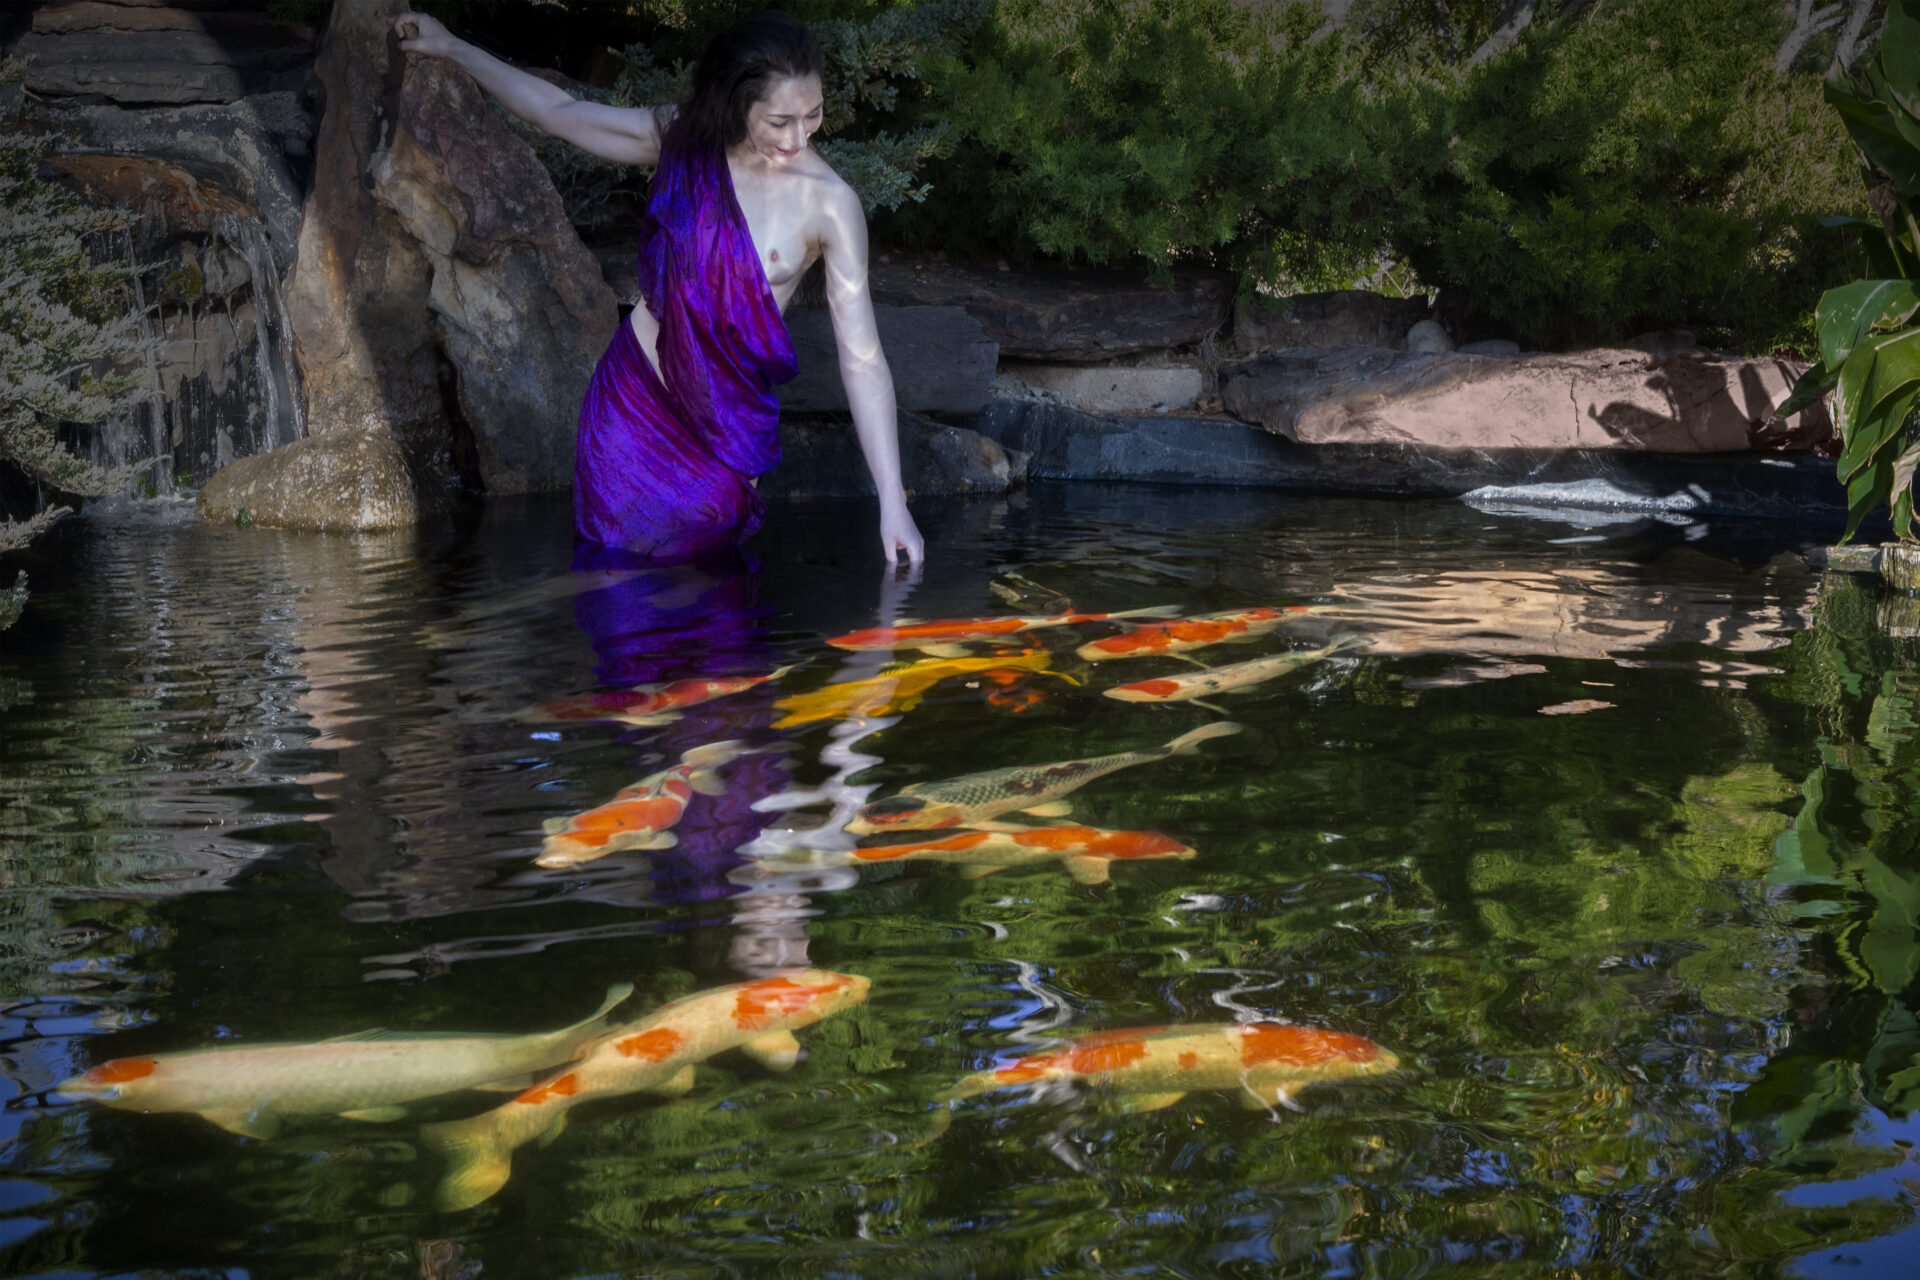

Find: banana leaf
<box><xmin>1780</xmin><ymin>362</ymin><xmax>1840</xmax><ymax>418</ymax></box>
<box><xmin>1817</xmin><ymin>280</ymin><xmax>1920</xmax><ymax>371</ymax></box>
<box><xmin>1836</xmin><ymin>328</ymin><xmax>1920</xmax><ymax>441</ymax></box>
<box><xmin>1881</xmin><ymin>0</ymin><xmax>1920</xmax><ymax>124</ymax></box>
<box><xmin>1845</xmin><ymin>450</ymin><xmax>1897</xmax><ymax>542</ymax></box>
<box><xmin>1828</xmin><ymin>79</ymin><xmax>1920</xmax><ymax>199</ymax></box>
<box><xmin>1819</xmin><ymin>216</ymin><xmax>1917</xmax><ymax>281</ymax></box>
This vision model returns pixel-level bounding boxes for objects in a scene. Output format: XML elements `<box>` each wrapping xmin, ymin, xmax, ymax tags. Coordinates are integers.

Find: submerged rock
<box><xmin>1218</xmin><ymin>345</ymin><xmax>1831</xmax><ymax>453</ymax></box>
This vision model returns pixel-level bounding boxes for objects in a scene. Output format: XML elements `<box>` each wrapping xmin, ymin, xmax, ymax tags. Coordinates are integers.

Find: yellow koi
<box><xmin>771</xmin><ymin>650</ymin><xmax>1069</xmax><ymax>729</ymax></box>
<box><xmin>848</xmin><ymin>823</ymin><xmax>1195</xmax><ymax>884</ymax></box>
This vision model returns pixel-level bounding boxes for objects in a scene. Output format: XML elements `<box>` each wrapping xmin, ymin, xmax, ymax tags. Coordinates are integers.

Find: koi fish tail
<box><xmin>936</xmin><ymin>1071</ymin><xmax>1001</xmax><ymax>1106</ymax></box>
<box><xmin>1325</xmin><ymin>634</ymin><xmax>1373</xmax><ymax>656</ymax></box>
<box><xmin>423</xmin><ymin>1105</ymin><xmax>550</xmax><ymax>1212</ymax></box>
<box><xmin>1163</xmin><ymin>721</ymin><xmax>1245</xmax><ymax>755</ymax></box>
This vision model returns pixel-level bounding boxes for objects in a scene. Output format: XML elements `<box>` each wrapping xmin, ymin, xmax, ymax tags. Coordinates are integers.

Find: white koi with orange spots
<box><xmin>943</xmin><ymin>1022</ymin><xmax>1400</xmax><ymax>1114</ymax></box>
<box><xmin>847</xmin><ymin>823</ymin><xmax>1196</xmax><ymax>884</ymax></box>
<box><xmin>50</xmin><ymin>985</ymin><xmax>635</xmax><ymax>1139</ymax></box>
<box><xmin>536</xmin><ymin>740</ymin><xmax>756</xmax><ymax>868</ymax></box>
<box><xmin>422</xmin><ymin>969</ymin><xmax>870</xmax><ymax>1211</ymax></box>
<box><xmin>1075</xmin><ymin>605</ymin><xmax>1319</xmax><ymax>662</ymax></box>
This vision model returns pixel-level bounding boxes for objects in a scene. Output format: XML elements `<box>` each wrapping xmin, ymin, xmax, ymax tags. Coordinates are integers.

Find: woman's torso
<box><xmin>626</xmin><ymin>149</ymin><xmax>837</xmax><ymax>382</ymax></box>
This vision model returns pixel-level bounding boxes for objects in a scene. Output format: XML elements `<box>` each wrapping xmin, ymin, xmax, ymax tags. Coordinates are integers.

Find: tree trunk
<box><xmin>1467</xmin><ymin>0</ymin><xmax>1542</xmax><ymax>66</ymax></box>
<box><xmin>1776</xmin><ymin>0</ymin><xmax>1848</xmax><ymax>73</ymax></box>
<box><xmin>1830</xmin><ymin>0</ymin><xmax>1879</xmax><ymax>72</ymax></box>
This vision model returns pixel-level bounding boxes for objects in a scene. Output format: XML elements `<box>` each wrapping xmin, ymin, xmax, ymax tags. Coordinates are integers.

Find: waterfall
<box><xmin>217</xmin><ymin>210</ymin><xmax>305</xmax><ymax>454</ymax></box>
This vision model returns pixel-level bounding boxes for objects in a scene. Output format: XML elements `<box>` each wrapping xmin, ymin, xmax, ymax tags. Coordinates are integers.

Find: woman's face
<box><xmin>743</xmin><ymin>74</ymin><xmax>824</xmax><ymax>163</ymax></box>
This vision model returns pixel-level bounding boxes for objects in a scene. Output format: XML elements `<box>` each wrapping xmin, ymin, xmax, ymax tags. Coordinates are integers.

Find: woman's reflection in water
<box><xmin>569</xmin><ymin>543</ymin><xmax>792</xmax><ymax>915</ymax></box>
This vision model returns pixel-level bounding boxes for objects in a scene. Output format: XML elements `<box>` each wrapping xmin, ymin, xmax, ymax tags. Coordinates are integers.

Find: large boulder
<box><xmin>196</xmin><ymin>426</ymin><xmax>453</xmax><ymax>532</ymax></box>
<box><xmin>369</xmin><ymin>49</ymin><xmax>618</xmax><ymax>494</ymax></box>
<box><xmin>283</xmin><ymin>0</ymin><xmax>444</xmax><ymax>454</ymax></box>
<box><xmin>17</xmin><ymin>2</ymin><xmax>315</xmax><ymax>106</ymax></box>
<box><xmin>1231</xmin><ymin>290</ymin><xmax>1433</xmax><ymax>355</ymax></box>
<box><xmin>1218</xmin><ymin>345</ymin><xmax>1832</xmax><ymax>453</ymax></box>
<box><xmin>776</xmin><ymin>304</ymin><xmax>998</xmax><ymax>415</ymax></box>
<box><xmin>759</xmin><ymin>412</ymin><xmax>1021</xmax><ymax>498</ymax></box>
<box><xmin>866</xmin><ymin>251</ymin><xmax>1233</xmax><ymax>362</ymax></box>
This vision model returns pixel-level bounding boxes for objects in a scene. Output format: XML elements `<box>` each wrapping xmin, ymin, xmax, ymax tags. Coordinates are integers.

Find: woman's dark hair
<box><xmin>670</xmin><ymin>10</ymin><xmax>824</xmax><ymax>153</ymax></box>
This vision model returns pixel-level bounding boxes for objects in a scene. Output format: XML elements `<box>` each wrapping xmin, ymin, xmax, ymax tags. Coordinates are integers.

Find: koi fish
<box><xmin>827</xmin><ymin>606</ymin><xmax>1181</xmax><ymax>658</ymax></box>
<box><xmin>771</xmin><ymin>650</ymin><xmax>1069</xmax><ymax>730</ymax></box>
<box><xmin>536</xmin><ymin>740</ymin><xmax>756</xmax><ymax>868</ymax></box>
<box><xmin>52</xmin><ymin>984</ymin><xmax>635</xmax><ymax>1140</ymax></box>
<box><xmin>850</xmin><ymin>823</ymin><xmax>1195</xmax><ymax>884</ymax></box>
<box><xmin>847</xmin><ymin>721</ymin><xmax>1242</xmax><ymax>834</ymax></box>
<box><xmin>423</xmin><ymin>969</ymin><xmax>869</xmax><ymax>1211</ymax></box>
<box><xmin>1104</xmin><ymin>637</ymin><xmax>1371</xmax><ymax>706</ymax></box>
<box><xmin>1076</xmin><ymin>605</ymin><xmax>1319</xmax><ymax>662</ymax></box>
<box><xmin>943</xmin><ymin>1022</ymin><xmax>1399</xmax><ymax>1114</ymax></box>
<box><xmin>522</xmin><ymin>666</ymin><xmax>795</xmax><ymax>729</ymax></box>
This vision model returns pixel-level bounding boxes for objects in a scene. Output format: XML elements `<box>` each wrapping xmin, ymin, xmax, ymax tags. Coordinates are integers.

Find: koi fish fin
<box><xmin>611</xmin><ymin>712</ymin><xmax>681</xmax><ymax>728</ymax></box>
<box><xmin>1063</xmin><ymin>855</ymin><xmax>1112</xmax><ymax>885</ymax></box>
<box><xmin>1164</xmin><ymin>721</ymin><xmax>1244</xmax><ymax>754</ymax></box>
<box><xmin>1173</xmin><ymin>654</ymin><xmax>1214</xmax><ymax>670</ymax></box>
<box><xmin>1106</xmin><ymin>604</ymin><xmax>1184</xmax><ymax>621</ymax></box>
<box><xmin>338</xmin><ymin>1105</ymin><xmax>408</xmax><ymax>1123</ymax></box>
<box><xmin>554</xmin><ymin>982</ymin><xmax>638</xmax><ymax>1046</ymax></box>
<box><xmin>423</xmin><ymin>1113</ymin><xmax>520</xmax><ymax>1212</ymax></box>
<box><xmin>537</xmin><ymin>1112</ymin><xmax>570</xmax><ymax>1148</ymax></box>
<box><xmin>742</xmin><ymin>1030</ymin><xmax>802</xmax><ymax>1072</ymax></box>
<box><xmin>918</xmin><ymin>644</ymin><xmax>971</xmax><ymax>659</ymax></box>
<box><xmin>643</xmin><ymin>1065</ymin><xmax>697</xmax><ymax>1097</ymax></box>
<box><xmin>636</xmin><ymin>831</ymin><xmax>678</xmax><ymax>851</ymax></box>
<box><xmin>681</xmin><ymin>738</ymin><xmax>749</xmax><ymax>773</ymax></box>
<box><xmin>957</xmin><ymin>864</ymin><xmax>1009</xmax><ymax>879</ymax></box>
<box><xmin>1190</xmin><ymin>699</ymin><xmax>1233</xmax><ymax>717</ymax></box>
<box><xmin>1115</xmin><ymin>1092</ymin><xmax>1186</xmax><ymax>1113</ymax></box>
<box><xmin>1021</xmin><ymin>801</ymin><xmax>1073</xmax><ymax>817</ymax></box>
<box><xmin>686</xmin><ymin>771</ymin><xmax>728</xmax><ymax>798</ymax></box>
<box><xmin>1239</xmin><ymin>1084</ymin><xmax>1303</xmax><ymax>1112</ymax></box>
<box><xmin>471</xmin><ymin>1074</ymin><xmax>539</xmax><ymax>1092</ymax></box>
<box><xmin>202</xmin><ymin>1108</ymin><xmax>282</xmax><ymax>1140</ymax></box>
<box><xmin>541</xmin><ymin>817</ymin><xmax>571</xmax><ymax>836</ymax></box>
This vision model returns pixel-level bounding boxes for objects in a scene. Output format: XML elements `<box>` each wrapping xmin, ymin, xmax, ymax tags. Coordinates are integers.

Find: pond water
<box><xmin>2</xmin><ymin>483</ymin><xmax>1918</xmax><ymax>1279</ymax></box>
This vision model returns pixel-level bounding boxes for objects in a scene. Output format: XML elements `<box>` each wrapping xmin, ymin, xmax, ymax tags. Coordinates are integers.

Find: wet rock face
<box><xmin>370</xmin><ymin>50</ymin><xmax>618</xmax><ymax>495</ymax></box>
<box><xmin>867</xmin><ymin>252</ymin><xmax>1233</xmax><ymax>362</ymax></box>
<box><xmin>1218</xmin><ymin>346</ymin><xmax>1832</xmax><ymax>453</ymax></box>
<box><xmin>760</xmin><ymin>413</ymin><xmax>1021</xmax><ymax>499</ymax></box>
<box><xmin>195</xmin><ymin>426</ymin><xmax>454</xmax><ymax>532</ymax></box>
<box><xmin>777</xmin><ymin>305</ymin><xmax>998</xmax><ymax>415</ymax></box>
<box><xmin>17</xmin><ymin>2</ymin><xmax>315</xmax><ymax>106</ymax></box>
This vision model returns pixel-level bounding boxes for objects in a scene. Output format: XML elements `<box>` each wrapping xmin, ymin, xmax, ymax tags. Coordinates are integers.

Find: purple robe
<box><xmin>574</xmin><ymin>136</ymin><xmax>799</xmax><ymax>557</ymax></box>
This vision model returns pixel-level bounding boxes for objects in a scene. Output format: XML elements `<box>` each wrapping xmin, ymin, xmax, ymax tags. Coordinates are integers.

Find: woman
<box><xmin>393</xmin><ymin>10</ymin><xmax>924</xmax><ymax>567</ymax></box>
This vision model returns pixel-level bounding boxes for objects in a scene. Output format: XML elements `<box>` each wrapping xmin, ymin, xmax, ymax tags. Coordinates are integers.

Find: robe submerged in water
<box><xmin>574</xmin><ymin>136</ymin><xmax>799</xmax><ymax>558</ymax></box>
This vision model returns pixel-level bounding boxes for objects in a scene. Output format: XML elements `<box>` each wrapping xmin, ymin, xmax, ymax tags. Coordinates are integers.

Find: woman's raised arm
<box><xmin>393</xmin><ymin>12</ymin><xmax>669</xmax><ymax>167</ymax></box>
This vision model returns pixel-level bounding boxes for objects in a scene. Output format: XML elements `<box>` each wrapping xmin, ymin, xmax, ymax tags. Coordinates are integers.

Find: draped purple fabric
<box><xmin>573</xmin><ymin>136</ymin><xmax>799</xmax><ymax>557</ymax></box>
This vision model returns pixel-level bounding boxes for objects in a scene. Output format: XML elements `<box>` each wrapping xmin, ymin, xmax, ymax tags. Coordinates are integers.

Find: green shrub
<box><xmin>0</xmin><ymin>58</ymin><xmax>145</xmax><ymax>562</ymax></box>
<box><xmin>1395</xmin><ymin>0</ymin><xmax>1862</xmax><ymax>350</ymax></box>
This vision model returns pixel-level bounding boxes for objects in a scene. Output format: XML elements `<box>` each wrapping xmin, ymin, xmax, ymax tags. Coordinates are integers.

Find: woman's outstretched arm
<box><xmin>818</xmin><ymin>182</ymin><xmax>925</xmax><ymax>568</ymax></box>
<box><xmin>392</xmin><ymin>12</ymin><xmax>669</xmax><ymax>167</ymax></box>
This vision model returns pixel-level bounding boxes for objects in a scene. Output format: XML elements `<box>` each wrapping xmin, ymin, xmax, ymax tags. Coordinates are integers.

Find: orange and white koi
<box><xmin>827</xmin><ymin>606</ymin><xmax>1180</xmax><ymax>658</ymax></box>
<box><xmin>52</xmin><ymin>984</ymin><xmax>635</xmax><ymax>1139</ymax></box>
<box><xmin>943</xmin><ymin>1022</ymin><xmax>1399</xmax><ymax>1114</ymax></box>
<box><xmin>536</xmin><ymin>740</ymin><xmax>756</xmax><ymax>868</ymax></box>
<box><xmin>849</xmin><ymin>823</ymin><xmax>1195</xmax><ymax>884</ymax></box>
<box><xmin>423</xmin><ymin>969</ymin><xmax>869</xmax><ymax>1211</ymax></box>
<box><xmin>522</xmin><ymin>666</ymin><xmax>795</xmax><ymax>729</ymax></box>
<box><xmin>1104</xmin><ymin>637</ymin><xmax>1371</xmax><ymax>705</ymax></box>
<box><xmin>848</xmin><ymin>721</ymin><xmax>1241</xmax><ymax>834</ymax></box>
<box><xmin>771</xmin><ymin>650</ymin><xmax>1069</xmax><ymax>730</ymax></box>
<box><xmin>1076</xmin><ymin>605</ymin><xmax>1325</xmax><ymax>662</ymax></box>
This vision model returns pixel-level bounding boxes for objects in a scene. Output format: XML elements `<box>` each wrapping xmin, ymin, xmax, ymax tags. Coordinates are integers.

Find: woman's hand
<box><xmin>879</xmin><ymin>496</ymin><xmax>924</xmax><ymax>570</ymax></box>
<box><xmin>391</xmin><ymin>12</ymin><xmax>462</xmax><ymax>58</ymax></box>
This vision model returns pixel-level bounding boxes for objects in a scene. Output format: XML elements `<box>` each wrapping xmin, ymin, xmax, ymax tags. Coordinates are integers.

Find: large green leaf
<box><xmin>1837</xmin><ymin>378</ymin><xmax>1918</xmax><ymax>485</ymax></box>
<box><xmin>1819</xmin><ymin>280</ymin><xmax>1920</xmax><ymax>371</ymax></box>
<box><xmin>1844</xmin><ymin>450</ymin><xmax>1895</xmax><ymax>542</ymax></box>
<box><xmin>1821</xmin><ymin>215</ymin><xmax>1920</xmax><ymax>281</ymax></box>
<box><xmin>1829</xmin><ymin>78</ymin><xmax>1920</xmax><ymax>198</ymax></box>
<box><xmin>1836</xmin><ymin>329</ymin><xmax>1920</xmax><ymax>440</ymax></box>
<box><xmin>1882</xmin><ymin>0</ymin><xmax>1920</xmax><ymax>123</ymax></box>
<box><xmin>1780</xmin><ymin>362</ymin><xmax>1841</xmax><ymax>418</ymax></box>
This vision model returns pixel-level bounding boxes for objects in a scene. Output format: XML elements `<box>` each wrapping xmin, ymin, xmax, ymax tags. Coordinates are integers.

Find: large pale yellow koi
<box><xmin>52</xmin><ymin>984</ymin><xmax>635</xmax><ymax>1139</ymax></box>
<box><xmin>1104</xmin><ymin>637</ymin><xmax>1371</xmax><ymax>706</ymax></box>
<box><xmin>423</xmin><ymin>969</ymin><xmax>870</xmax><ymax>1211</ymax></box>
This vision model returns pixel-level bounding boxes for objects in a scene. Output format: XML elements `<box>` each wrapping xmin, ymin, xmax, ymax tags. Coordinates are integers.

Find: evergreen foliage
<box><xmin>0</xmin><ymin>58</ymin><xmax>144</xmax><ymax>561</ymax></box>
